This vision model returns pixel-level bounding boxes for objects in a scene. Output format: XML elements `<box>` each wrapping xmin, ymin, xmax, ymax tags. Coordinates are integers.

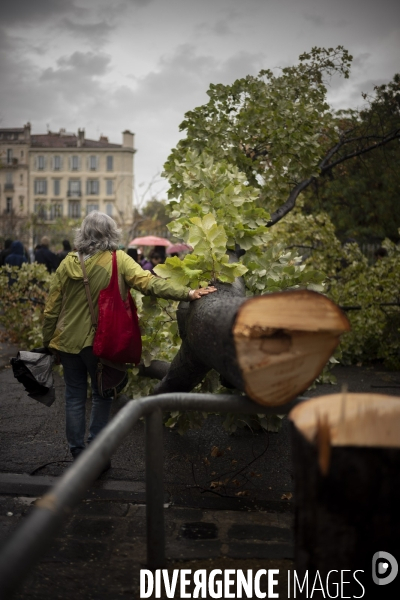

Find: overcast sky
<box><xmin>1</xmin><ymin>0</ymin><xmax>399</xmax><ymax>204</ymax></box>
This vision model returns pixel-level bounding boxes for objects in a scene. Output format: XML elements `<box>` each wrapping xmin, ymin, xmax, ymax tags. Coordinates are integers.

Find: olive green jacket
<box><xmin>43</xmin><ymin>250</ymin><xmax>191</xmax><ymax>354</ymax></box>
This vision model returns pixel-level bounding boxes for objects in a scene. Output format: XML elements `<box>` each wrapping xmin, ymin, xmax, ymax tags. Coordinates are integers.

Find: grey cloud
<box><xmin>215</xmin><ymin>51</ymin><xmax>266</xmax><ymax>84</ymax></box>
<box><xmin>355</xmin><ymin>77</ymin><xmax>394</xmax><ymax>97</ymax></box>
<box><xmin>125</xmin><ymin>0</ymin><xmax>155</xmax><ymax>5</ymax></box>
<box><xmin>123</xmin><ymin>44</ymin><xmax>217</xmax><ymax>113</ymax></box>
<box><xmin>1</xmin><ymin>0</ymin><xmax>83</xmax><ymax>25</ymax></box>
<box><xmin>59</xmin><ymin>18</ymin><xmax>115</xmax><ymax>47</ymax></box>
<box><xmin>352</xmin><ymin>53</ymin><xmax>372</xmax><ymax>69</ymax></box>
<box><xmin>0</xmin><ymin>27</ymin><xmax>14</xmax><ymax>52</ymax></box>
<box><xmin>195</xmin><ymin>8</ymin><xmax>240</xmax><ymax>37</ymax></box>
<box><xmin>43</xmin><ymin>51</ymin><xmax>112</xmax><ymax>79</ymax></box>
<box><xmin>211</xmin><ymin>20</ymin><xmax>233</xmax><ymax>36</ymax></box>
<box><xmin>119</xmin><ymin>45</ymin><xmax>266</xmax><ymax>132</ymax></box>
<box><xmin>302</xmin><ymin>12</ymin><xmax>325</xmax><ymax>27</ymax></box>
<box><xmin>328</xmin><ymin>75</ymin><xmax>393</xmax><ymax>111</ymax></box>
<box><xmin>196</xmin><ymin>19</ymin><xmax>233</xmax><ymax>36</ymax></box>
<box><xmin>301</xmin><ymin>0</ymin><xmax>400</xmax><ymax>36</ymax></box>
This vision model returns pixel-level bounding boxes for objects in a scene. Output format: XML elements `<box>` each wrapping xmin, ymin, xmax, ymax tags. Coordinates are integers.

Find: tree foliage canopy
<box><xmin>164</xmin><ymin>48</ymin><xmax>400</xmax><ymax>229</ymax></box>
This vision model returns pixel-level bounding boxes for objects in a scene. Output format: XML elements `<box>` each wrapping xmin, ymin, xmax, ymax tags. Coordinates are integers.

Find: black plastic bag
<box><xmin>10</xmin><ymin>350</ymin><xmax>55</xmax><ymax>407</ymax></box>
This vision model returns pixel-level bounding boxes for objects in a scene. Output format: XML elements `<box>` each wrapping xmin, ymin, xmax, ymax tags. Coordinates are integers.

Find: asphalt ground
<box><xmin>1</xmin><ymin>332</ymin><xmax>400</xmax><ymax>598</ymax></box>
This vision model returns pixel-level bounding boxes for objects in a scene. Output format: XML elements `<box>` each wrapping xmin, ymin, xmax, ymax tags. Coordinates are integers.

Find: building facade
<box><xmin>0</xmin><ymin>125</ymin><xmax>30</xmax><ymax>232</ymax></box>
<box><xmin>0</xmin><ymin>124</ymin><xmax>135</xmax><ymax>246</ymax></box>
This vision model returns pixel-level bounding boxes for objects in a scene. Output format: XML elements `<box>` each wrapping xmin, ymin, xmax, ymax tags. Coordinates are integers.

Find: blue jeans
<box><xmin>59</xmin><ymin>347</ymin><xmax>113</xmax><ymax>457</ymax></box>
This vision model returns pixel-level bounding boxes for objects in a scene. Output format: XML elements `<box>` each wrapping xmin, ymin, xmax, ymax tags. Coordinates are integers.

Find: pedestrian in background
<box><xmin>34</xmin><ymin>236</ymin><xmax>59</xmax><ymax>273</ymax></box>
<box><xmin>126</xmin><ymin>248</ymin><xmax>138</xmax><ymax>263</ymax></box>
<box><xmin>57</xmin><ymin>240</ymin><xmax>72</xmax><ymax>263</ymax></box>
<box><xmin>4</xmin><ymin>241</ymin><xmax>28</xmax><ymax>268</ymax></box>
<box><xmin>0</xmin><ymin>239</ymin><xmax>13</xmax><ymax>267</ymax></box>
<box><xmin>141</xmin><ymin>250</ymin><xmax>164</xmax><ymax>275</ymax></box>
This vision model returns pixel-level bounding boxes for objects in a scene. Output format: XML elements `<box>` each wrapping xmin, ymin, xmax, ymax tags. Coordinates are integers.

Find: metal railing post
<box><xmin>0</xmin><ymin>392</ymin><xmax>305</xmax><ymax>596</ymax></box>
<box><xmin>145</xmin><ymin>407</ymin><xmax>165</xmax><ymax>569</ymax></box>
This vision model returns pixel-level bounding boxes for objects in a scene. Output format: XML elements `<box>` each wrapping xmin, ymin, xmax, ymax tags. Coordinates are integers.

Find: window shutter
<box><xmin>44</xmin><ymin>180</ymin><xmax>47</xmax><ymax>195</ymax></box>
<box><xmin>78</xmin><ymin>156</ymin><xmax>81</xmax><ymax>171</ymax></box>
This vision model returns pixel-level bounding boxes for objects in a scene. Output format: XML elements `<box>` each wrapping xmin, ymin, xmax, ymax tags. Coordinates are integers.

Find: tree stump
<box><xmin>153</xmin><ymin>285</ymin><xmax>350</xmax><ymax>406</ymax></box>
<box><xmin>289</xmin><ymin>393</ymin><xmax>400</xmax><ymax>598</ymax></box>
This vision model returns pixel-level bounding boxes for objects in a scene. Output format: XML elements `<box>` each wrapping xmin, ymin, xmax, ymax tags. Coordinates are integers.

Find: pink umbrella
<box><xmin>129</xmin><ymin>236</ymin><xmax>172</xmax><ymax>247</ymax></box>
<box><xmin>166</xmin><ymin>243</ymin><xmax>193</xmax><ymax>254</ymax></box>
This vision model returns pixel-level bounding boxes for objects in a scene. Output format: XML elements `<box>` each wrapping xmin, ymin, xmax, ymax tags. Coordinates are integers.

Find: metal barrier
<box><xmin>0</xmin><ymin>392</ymin><xmax>303</xmax><ymax>598</ymax></box>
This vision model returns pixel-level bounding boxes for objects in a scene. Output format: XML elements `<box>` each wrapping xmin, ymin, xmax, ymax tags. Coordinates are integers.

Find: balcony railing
<box><xmin>67</xmin><ymin>190</ymin><xmax>82</xmax><ymax>197</ymax></box>
<box><xmin>4</xmin><ymin>183</ymin><xmax>14</xmax><ymax>192</ymax></box>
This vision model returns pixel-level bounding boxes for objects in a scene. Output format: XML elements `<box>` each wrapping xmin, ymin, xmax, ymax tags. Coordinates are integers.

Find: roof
<box><xmin>31</xmin><ymin>134</ymin><xmax>121</xmax><ymax>149</ymax></box>
<box><xmin>0</xmin><ymin>128</ymin><xmax>25</xmax><ymax>133</ymax></box>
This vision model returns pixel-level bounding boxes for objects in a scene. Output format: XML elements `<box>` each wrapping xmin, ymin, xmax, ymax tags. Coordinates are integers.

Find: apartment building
<box><xmin>0</xmin><ymin>124</ymin><xmax>30</xmax><ymax>221</ymax></box>
<box><xmin>0</xmin><ymin>123</ymin><xmax>135</xmax><ymax>244</ymax></box>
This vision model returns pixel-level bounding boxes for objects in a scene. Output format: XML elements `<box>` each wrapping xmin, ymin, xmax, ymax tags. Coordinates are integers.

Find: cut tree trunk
<box><xmin>152</xmin><ymin>283</ymin><xmax>350</xmax><ymax>407</ymax></box>
<box><xmin>289</xmin><ymin>393</ymin><xmax>400</xmax><ymax>598</ymax></box>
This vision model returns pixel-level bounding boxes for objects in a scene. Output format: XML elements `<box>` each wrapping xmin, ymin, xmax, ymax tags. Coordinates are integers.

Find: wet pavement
<box><xmin>1</xmin><ymin>332</ymin><xmax>399</xmax><ymax>598</ymax></box>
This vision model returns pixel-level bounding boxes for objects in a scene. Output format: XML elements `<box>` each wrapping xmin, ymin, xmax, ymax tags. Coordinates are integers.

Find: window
<box><xmin>6</xmin><ymin>149</ymin><xmax>12</xmax><ymax>164</ymax></box>
<box><xmin>86</xmin><ymin>203</ymin><xmax>99</xmax><ymax>215</ymax></box>
<box><xmin>53</xmin><ymin>179</ymin><xmax>61</xmax><ymax>196</ymax></box>
<box><xmin>21</xmin><ymin>150</ymin><xmax>24</xmax><ymax>159</ymax></box>
<box><xmin>68</xmin><ymin>201</ymin><xmax>81</xmax><ymax>218</ymax></box>
<box><xmin>19</xmin><ymin>196</ymin><xmax>24</xmax><ymax>209</ymax></box>
<box><xmin>34</xmin><ymin>179</ymin><xmax>47</xmax><ymax>194</ymax></box>
<box><xmin>106</xmin><ymin>203</ymin><xmax>113</xmax><ymax>217</ymax></box>
<box><xmin>20</xmin><ymin>174</ymin><xmax>23</xmax><ymax>184</ymax></box>
<box><xmin>106</xmin><ymin>180</ymin><xmax>114</xmax><ymax>195</ymax></box>
<box><xmin>89</xmin><ymin>155</ymin><xmax>98</xmax><ymax>171</ymax></box>
<box><xmin>5</xmin><ymin>172</ymin><xmax>13</xmax><ymax>190</ymax></box>
<box><xmin>50</xmin><ymin>203</ymin><xmax>63</xmax><ymax>220</ymax></box>
<box><xmin>37</xmin><ymin>155</ymin><xmax>45</xmax><ymax>170</ymax></box>
<box><xmin>68</xmin><ymin>179</ymin><xmax>81</xmax><ymax>196</ymax></box>
<box><xmin>53</xmin><ymin>155</ymin><xmax>62</xmax><ymax>171</ymax></box>
<box><xmin>71</xmin><ymin>155</ymin><xmax>80</xmax><ymax>171</ymax></box>
<box><xmin>6</xmin><ymin>198</ymin><xmax>13</xmax><ymax>213</ymax></box>
<box><xmin>106</xmin><ymin>155</ymin><xmax>113</xmax><ymax>171</ymax></box>
<box><xmin>86</xmin><ymin>179</ymin><xmax>99</xmax><ymax>195</ymax></box>
<box><xmin>34</xmin><ymin>203</ymin><xmax>47</xmax><ymax>220</ymax></box>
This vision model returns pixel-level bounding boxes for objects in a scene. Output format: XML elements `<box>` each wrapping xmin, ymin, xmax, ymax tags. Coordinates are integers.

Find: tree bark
<box><xmin>289</xmin><ymin>393</ymin><xmax>400</xmax><ymax>598</ymax></box>
<box><xmin>153</xmin><ymin>279</ymin><xmax>247</xmax><ymax>395</ymax></box>
<box><xmin>153</xmin><ymin>287</ymin><xmax>350</xmax><ymax>407</ymax></box>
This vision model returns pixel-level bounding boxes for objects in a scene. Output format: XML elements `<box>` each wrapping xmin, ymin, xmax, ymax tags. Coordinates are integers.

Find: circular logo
<box><xmin>372</xmin><ymin>552</ymin><xmax>398</xmax><ymax>586</ymax></box>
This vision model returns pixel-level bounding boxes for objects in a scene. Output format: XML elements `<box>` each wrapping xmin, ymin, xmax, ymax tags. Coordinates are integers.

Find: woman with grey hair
<box><xmin>42</xmin><ymin>211</ymin><xmax>216</xmax><ymax>468</ymax></box>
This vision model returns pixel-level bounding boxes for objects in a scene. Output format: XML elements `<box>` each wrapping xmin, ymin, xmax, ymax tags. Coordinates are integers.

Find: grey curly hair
<box><xmin>74</xmin><ymin>211</ymin><xmax>122</xmax><ymax>255</ymax></box>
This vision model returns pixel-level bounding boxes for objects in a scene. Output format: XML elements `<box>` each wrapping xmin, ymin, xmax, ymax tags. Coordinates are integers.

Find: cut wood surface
<box><xmin>290</xmin><ymin>392</ymin><xmax>400</xmax><ymax>448</ymax></box>
<box><xmin>233</xmin><ymin>290</ymin><xmax>350</xmax><ymax>406</ymax></box>
<box><xmin>233</xmin><ymin>289</ymin><xmax>350</xmax><ymax>334</ymax></box>
<box><xmin>290</xmin><ymin>393</ymin><xmax>400</xmax><ymax>595</ymax></box>
<box><xmin>152</xmin><ymin>286</ymin><xmax>350</xmax><ymax>407</ymax></box>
